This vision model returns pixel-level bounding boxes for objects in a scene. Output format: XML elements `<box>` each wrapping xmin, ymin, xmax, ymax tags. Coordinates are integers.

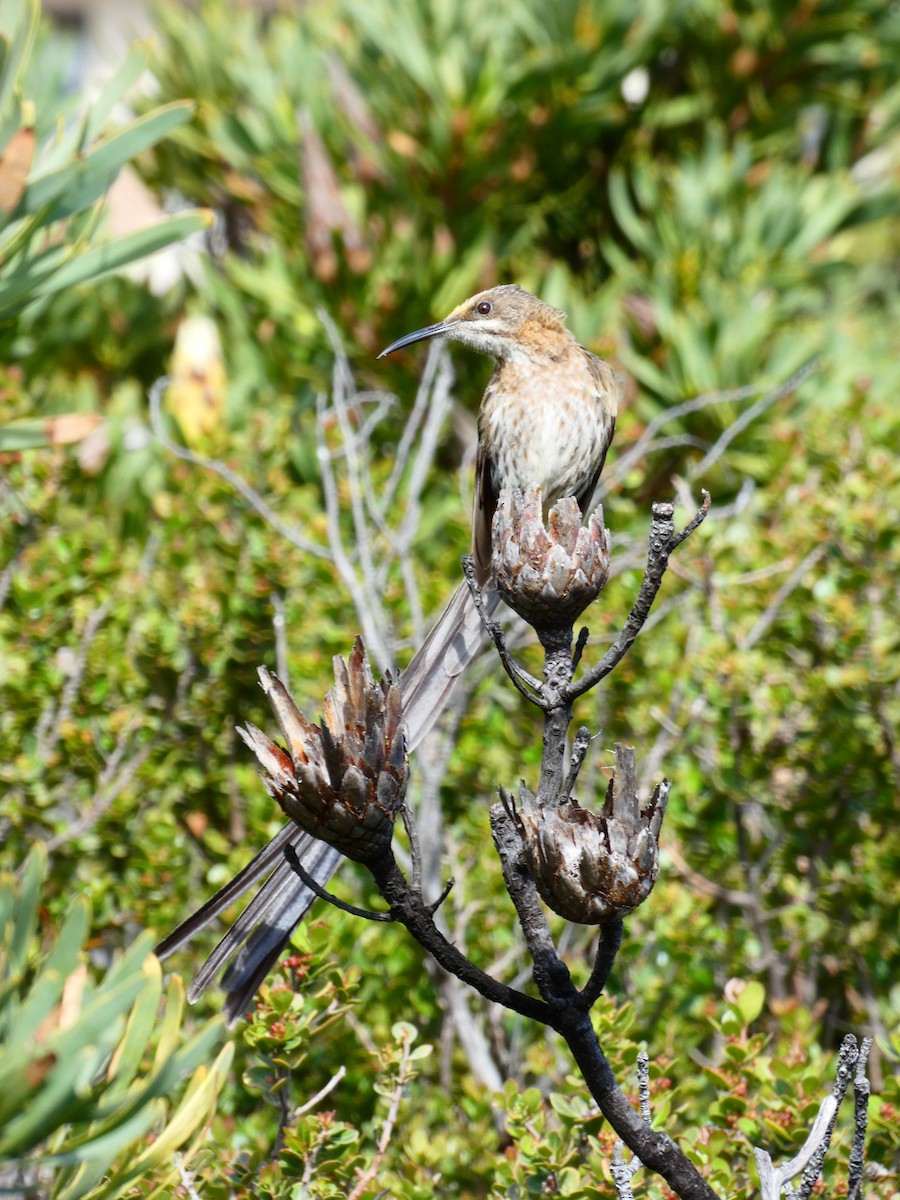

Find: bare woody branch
<box><xmin>611</xmin><ymin>1052</ymin><xmax>653</xmax><ymax>1200</ymax></box>
<box><xmin>569</xmin><ymin>493</ymin><xmax>711</xmax><ymax>700</ymax></box>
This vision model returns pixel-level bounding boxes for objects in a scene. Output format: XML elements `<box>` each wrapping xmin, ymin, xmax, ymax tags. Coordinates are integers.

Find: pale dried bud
<box><xmin>493</xmin><ymin>484</ymin><xmax>611</xmax><ymax>628</ymax></box>
<box><xmin>517</xmin><ymin>745</ymin><xmax>668</xmax><ymax>923</ymax></box>
<box><xmin>237</xmin><ymin>637</ymin><xmax>407</xmax><ymax>865</ymax></box>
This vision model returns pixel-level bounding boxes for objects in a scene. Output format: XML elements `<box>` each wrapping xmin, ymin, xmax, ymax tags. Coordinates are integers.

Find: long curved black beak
<box><xmin>377</xmin><ymin>320</ymin><xmax>458</xmax><ymax>359</ymax></box>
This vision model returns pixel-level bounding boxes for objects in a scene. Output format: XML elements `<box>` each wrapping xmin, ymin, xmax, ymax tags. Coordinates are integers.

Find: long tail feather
<box><xmin>218</xmin><ymin>840</ymin><xmax>342</xmax><ymax>1023</ymax></box>
<box><xmin>155</xmin><ymin>822</ymin><xmax>296</xmax><ymax>961</ymax></box>
<box><xmin>156</xmin><ymin>578</ymin><xmax>496</xmax><ymax>1015</ymax></box>
<box><xmin>399</xmin><ymin>578</ymin><xmax>498</xmax><ymax>751</ymax></box>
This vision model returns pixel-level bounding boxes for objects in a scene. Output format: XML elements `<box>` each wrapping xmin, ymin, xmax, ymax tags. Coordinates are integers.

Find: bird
<box><xmin>155</xmin><ymin>285</ymin><xmax>619</xmax><ymax>1022</ymax></box>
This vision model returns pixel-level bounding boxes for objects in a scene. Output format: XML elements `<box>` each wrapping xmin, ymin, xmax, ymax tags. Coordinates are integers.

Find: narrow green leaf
<box><xmin>149</xmin><ymin>972</ymin><xmax>187</xmax><ymax>1072</ymax></box>
<box><xmin>98</xmin><ymin>958</ymin><xmax>162</xmax><ymax>1099</ymax></box>
<box><xmin>87</xmin><ymin>1044</ymin><xmax>234</xmax><ymax>1200</ymax></box>
<box><xmin>0</xmin><ymin>210</ymin><xmax>211</xmax><ymax>320</ymax></box>
<box><xmin>33</xmin><ymin>1100</ymin><xmax>164</xmax><ymax>1179</ymax></box>
<box><xmin>0</xmin><ymin>971</ymin><xmax>66</xmax><ymax>1100</ymax></box>
<box><xmin>101</xmin><ymin>934</ymin><xmax>157</xmax><ymax>993</ymax></box>
<box><xmin>9</xmin><ymin>846</ymin><xmax>45</xmax><ymax>975</ymax></box>
<box><xmin>41</xmin><ymin>902</ymin><xmax>91</xmax><ymax>990</ymax></box>
<box><xmin>0</xmin><ymin>1045</ymin><xmax>100</xmax><ymax>1157</ymax></box>
<box><xmin>0</xmin><ymin>0</ymin><xmax>38</xmax><ymax>129</ymax></box>
<box><xmin>38</xmin><ymin>210</ymin><xmax>211</xmax><ymax>296</ymax></box>
<box><xmin>82</xmin><ymin>1015</ymin><xmax>225</xmax><ymax>1130</ymax></box>
<box><xmin>46</xmin><ymin>974</ymin><xmax>147</xmax><ymax>1070</ymax></box>
<box><xmin>82</xmin><ymin>45</ymin><xmax>152</xmax><ymax>148</ymax></box>
<box><xmin>22</xmin><ymin>102</ymin><xmax>195</xmax><ymax>219</ymax></box>
<box><xmin>608</xmin><ymin>168</ymin><xmax>655</xmax><ymax>257</ymax></box>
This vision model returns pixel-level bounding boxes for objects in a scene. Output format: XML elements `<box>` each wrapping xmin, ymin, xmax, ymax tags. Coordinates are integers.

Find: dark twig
<box><xmin>569</xmin><ymin>494</ymin><xmax>711</xmax><ymax>701</ymax></box>
<box><xmin>565</xmin><ymin>1013</ymin><xmax>718</xmax><ymax>1200</ymax></box>
<box><xmin>462</xmin><ymin>557</ymin><xmax>545</xmax><ymax>704</ymax></box>
<box><xmin>367</xmin><ymin>852</ymin><xmax>555</xmax><ymax>1025</ymax></box>
<box><xmin>572</xmin><ymin>625</ymin><xmax>590</xmax><ymax>672</ymax></box>
<box><xmin>670</xmin><ymin>491</ymin><xmax>713</xmax><ymax>549</ymax></box>
<box><xmin>284</xmin><ymin>845</ymin><xmax>393</xmax><ymax>922</ymax></box>
<box><xmin>490</xmin><ymin>804</ymin><xmax>576</xmax><ymax>1006</ymax></box>
<box><xmin>498</xmin><ymin>785</ymin><xmax>518</xmax><ymax>824</ymax></box>
<box><xmin>577</xmin><ymin>918</ymin><xmax>624</xmax><ymax>1011</ymax></box>
<box><xmin>489</xmin><ymin>804</ymin><xmax>716</xmax><ymax>1200</ymax></box>
<box><xmin>563</xmin><ymin>726</ymin><xmax>592</xmax><ymax>796</ymax></box>
<box><xmin>425</xmin><ymin>877</ymin><xmax>455</xmax><ymax>917</ymax></box>
<box><xmin>272</xmin><ymin>1066</ymin><xmax>293</xmax><ymax>1159</ymax></box>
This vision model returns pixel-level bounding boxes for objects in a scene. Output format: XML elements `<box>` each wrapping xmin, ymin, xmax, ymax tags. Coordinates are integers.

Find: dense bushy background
<box><xmin>1</xmin><ymin>0</ymin><xmax>898</xmax><ymax>1195</ymax></box>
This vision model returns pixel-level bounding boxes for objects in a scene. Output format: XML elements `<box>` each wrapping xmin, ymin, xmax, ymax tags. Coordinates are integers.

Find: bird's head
<box><xmin>377</xmin><ymin>285</ymin><xmax>569</xmax><ymax>362</ymax></box>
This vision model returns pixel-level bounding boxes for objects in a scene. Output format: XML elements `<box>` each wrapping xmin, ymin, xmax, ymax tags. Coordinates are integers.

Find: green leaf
<box><xmin>82</xmin><ymin>45</ymin><xmax>153</xmax><ymax>148</ymax></box>
<box><xmin>0</xmin><ymin>1045</ymin><xmax>100</xmax><ymax>1157</ymax></box>
<box><xmin>22</xmin><ymin>103</ymin><xmax>196</xmax><ymax>219</ymax></box>
<box><xmin>86</xmin><ymin>1044</ymin><xmax>234</xmax><ymax>1200</ymax></box>
<box><xmin>0</xmin><ymin>210</ymin><xmax>211</xmax><ymax>319</ymax></box>
<box><xmin>734</xmin><ymin>980</ymin><xmax>766</xmax><ymax>1025</ymax></box>
<box><xmin>0</xmin><ymin>0</ymin><xmax>38</xmax><ymax>130</ymax></box>
<box><xmin>0</xmin><ymin>969</ymin><xmax>66</xmax><ymax>1093</ymax></box>
<box><xmin>8</xmin><ymin>846</ymin><xmax>45</xmax><ymax>976</ymax></box>
<box><xmin>50</xmin><ymin>1103</ymin><xmax>165</xmax><ymax>1200</ymax></box>
<box><xmin>41</xmin><ymin>899</ymin><xmax>91</xmax><ymax>984</ymax></box>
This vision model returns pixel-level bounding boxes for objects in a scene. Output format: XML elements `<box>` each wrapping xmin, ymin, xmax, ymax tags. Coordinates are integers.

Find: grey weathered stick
<box><xmin>847</xmin><ymin>1037</ymin><xmax>872</xmax><ymax>1200</ymax></box>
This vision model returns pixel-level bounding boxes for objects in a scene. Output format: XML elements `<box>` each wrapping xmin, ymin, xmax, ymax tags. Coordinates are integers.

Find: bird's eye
<box><xmin>476</xmin><ymin>301</ymin><xmax>492</xmax><ymax>315</ymax></box>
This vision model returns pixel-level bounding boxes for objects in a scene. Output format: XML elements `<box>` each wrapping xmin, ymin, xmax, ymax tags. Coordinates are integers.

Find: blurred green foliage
<box><xmin>141</xmin><ymin>0</ymin><xmax>898</xmax><ymax>400</ymax></box>
<box><xmin>0</xmin><ymin>0</ymin><xmax>210</xmax><ymax>452</ymax></box>
<box><xmin>0</xmin><ymin>848</ymin><xmax>231</xmax><ymax>1198</ymax></box>
<box><xmin>1</xmin><ymin>0</ymin><xmax>899</xmax><ymax>1194</ymax></box>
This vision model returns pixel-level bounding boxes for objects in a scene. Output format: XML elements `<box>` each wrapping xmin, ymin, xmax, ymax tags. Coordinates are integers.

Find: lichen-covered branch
<box><xmin>754</xmin><ymin>1035</ymin><xmax>871</xmax><ymax>1200</ymax></box>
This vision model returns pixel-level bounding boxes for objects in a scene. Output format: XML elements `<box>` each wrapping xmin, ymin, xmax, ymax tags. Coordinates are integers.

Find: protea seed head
<box><xmin>517</xmin><ymin>745</ymin><xmax>668</xmax><ymax>923</ymax></box>
<box><xmin>493</xmin><ymin>484</ymin><xmax>611</xmax><ymax>629</ymax></box>
<box><xmin>237</xmin><ymin>637</ymin><xmax>407</xmax><ymax>865</ymax></box>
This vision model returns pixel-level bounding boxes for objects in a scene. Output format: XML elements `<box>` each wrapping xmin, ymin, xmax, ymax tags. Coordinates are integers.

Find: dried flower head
<box><xmin>493</xmin><ymin>484</ymin><xmax>611</xmax><ymax>628</ymax></box>
<box><xmin>237</xmin><ymin>638</ymin><xmax>406</xmax><ymax>865</ymax></box>
<box><xmin>517</xmin><ymin>745</ymin><xmax>668</xmax><ymax>923</ymax></box>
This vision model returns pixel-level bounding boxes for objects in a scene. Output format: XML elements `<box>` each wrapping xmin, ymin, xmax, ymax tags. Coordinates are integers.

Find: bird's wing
<box><xmin>577</xmin><ymin>352</ymin><xmax>618</xmax><ymax>513</ymax></box>
<box><xmin>472</xmin><ymin>433</ymin><xmax>498</xmax><ymax>584</ymax></box>
<box><xmin>577</xmin><ymin>413</ymin><xmax>615</xmax><ymax>513</ymax></box>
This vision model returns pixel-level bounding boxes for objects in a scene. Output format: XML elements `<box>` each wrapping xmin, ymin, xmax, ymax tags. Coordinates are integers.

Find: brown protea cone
<box><xmin>517</xmin><ymin>745</ymin><xmax>668</xmax><ymax>923</ymax></box>
<box><xmin>237</xmin><ymin>637</ymin><xmax>407</xmax><ymax>865</ymax></box>
<box><xmin>493</xmin><ymin>484</ymin><xmax>611</xmax><ymax>629</ymax></box>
